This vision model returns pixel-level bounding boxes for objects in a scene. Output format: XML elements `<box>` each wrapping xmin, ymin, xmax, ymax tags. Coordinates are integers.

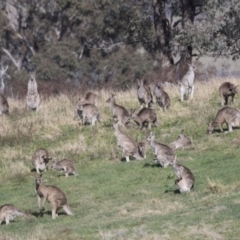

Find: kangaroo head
<box><xmin>207</xmin><ymin>122</ymin><xmax>214</xmax><ymax>134</ymax></box>
<box><xmin>187</xmin><ymin>64</ymin><xmax>196</xmax><ymax>71</ymax></box>
<box><xmin>29</xmin><ymin>72</ymin><xmax>36</xmax><ymax>82</ymax></box>
<box><xmin>35</xmin><ymin>174</ymin><xmax>43</xmax><ymax>185</ymax></box>
<box><xmin>178</xmin><ymin>129</ymin><xmax>186</xmax><ymax>139</ymax></box>
<box><xmin>106</xmin><ymin>93</ymin><xmax>116</xmax><ymax>103</ymax></box>
<box><xmin>147</xmin><ymin>132</ymin><xmax>155</xmax><ymax>142</ymax></box>
<box><xmin>50</xmin><ymin>160</ymin><xmax>57</xmax><ymax>170</ymax></box>
<box><xmin>231</xmin><ymin>85</ymin><xmax>238</xmax><ymax>94</ymax></box>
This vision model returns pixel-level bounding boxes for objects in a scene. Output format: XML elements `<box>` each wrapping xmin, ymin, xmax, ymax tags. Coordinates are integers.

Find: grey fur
<box><xmin>147</xmin><ymin>132</ymin><xmax>175</xmax><ymax>168</ymax></box>
<box><xmin>207</xmin><ymin>107</ymin><xmax>240</xmax><ymax>134</ymax></box>
<box><xmin>219</xmin><ymin>82</ymin><xmax>238</xmax><ymax>106</ymax></box>
<box><xmin>129</xmin><ymin>107</ymin><xmax>159</xmax><ymax>130</ymax></box>
<box><xmin>106</xmin><ymin>93</ymin><xmax>130</xmax><ymax>126</ymax></box>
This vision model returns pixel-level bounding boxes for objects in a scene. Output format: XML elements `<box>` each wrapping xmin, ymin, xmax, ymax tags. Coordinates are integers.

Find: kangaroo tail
<box><xmin>63</xmin><ymin>204</ymin><xmax>74</xmax><ymax>216</ymax></box>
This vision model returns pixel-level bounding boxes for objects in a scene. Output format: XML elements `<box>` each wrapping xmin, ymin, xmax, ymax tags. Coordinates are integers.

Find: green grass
<box><xmin>1</xmin><ymin>81</ymin><xmax>240</xmax><ymax>239</ymax></box>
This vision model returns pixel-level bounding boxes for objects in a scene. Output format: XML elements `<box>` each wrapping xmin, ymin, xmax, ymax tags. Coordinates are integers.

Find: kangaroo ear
<box><xmin>181</xmin><ymin>129</ymin><xmax>185</xmax><ymax>134</ymax></box>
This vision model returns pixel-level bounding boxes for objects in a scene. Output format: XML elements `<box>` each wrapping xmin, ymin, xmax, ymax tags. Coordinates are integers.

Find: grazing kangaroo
<box><xmin>113</xmin><ymin>122</ymin><xmax>147</xmax><ymax>162</ymax></box>
<box><xmin>35</xmin><ymin>174</ymin><xmax>74</xmax><ymax>219</ymax></box>
<box><xmin>50</xmin><ymin>159</ymin><xmax>78</xmax><ymax>177</ymax></box>
<box><xmin>169</xmin><ymin>129</ymin><xmax>192</xmax><ymax>150</ymax></box>
<box><xmin>155</xmin><ymin>82</ymin><xmax>170</xmax><ymax>111</ymax></box>
<box><xmin>179</xmin><ymin>64</ymin><xmax>195</xmax><ymax>101</ymax></box>
<box><xmin>219</xmin><ymin>82</ymin><xmax>238</xmax><ymax>106</ymax></box>
<box><xmin>207</xmin><ymin>107</ymin><xmax>240</xmax><ymax>134</ymax></box>
<box><xmin>171</xmin><ymin>157</ymin><xmax>195</xmax><ymax>193</ymax></box>
<box><xmin>26</xmin><ymin>72</ymin><xmax>41</xmax><ymax>111</ymax></box>
<box><xmin>106</xmin><ymin>93</ymin><xmax>130</xmax><ymax>126</ymax></box>
<box><xmin>77</xmin><ymin>102</ymin><xmax>101</xmax><ymax>125</ymax></box>
<box><xmin>137</xmin><ymin>79</ymin><xmax>153</xmax><ymax>108</ymax></box>
<box><xmin>0</xmin><ymin>204</ymin><xmax>27</xmax><ymax>225</ymax></box>
<box><xmin>129</xmin><ymin>108</ymin><xmax>159</xmax><ymax>130</ymax></box>
<box><xmin>0</xmin><ymin>65</ymin><xmax>9</xmax><ymax>115</ymax></box>
<box><xmin>32</xmin><ymin>148</ymin><xmax>52</xmax><ymax>173</ymax></box>
<box><xmin>78</xmin><ymin>92</ymin><xmax>98</xmax><ymax>106</ymax></box>
<box><xmin>147</xmin><ymin>132</ymin><xmax>175</xmax><ymax>167</ymax></box>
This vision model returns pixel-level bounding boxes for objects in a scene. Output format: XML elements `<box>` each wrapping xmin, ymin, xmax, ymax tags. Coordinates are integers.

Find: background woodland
<box><xmin>0</xmin><ymin>0</ymin><xmax>240</xmax><ymax>95</ymax></box>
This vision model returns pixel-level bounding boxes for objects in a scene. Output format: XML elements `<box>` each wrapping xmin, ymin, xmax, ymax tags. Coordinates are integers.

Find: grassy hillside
<box><xmin>1</xmin><ymin>77</ymin><xmax>240</xmax><ymax>240</ymax></box>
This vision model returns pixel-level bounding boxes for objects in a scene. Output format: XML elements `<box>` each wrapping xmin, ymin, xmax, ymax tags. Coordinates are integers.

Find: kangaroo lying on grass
<box><xmin>106</xmin><ymin>93</ymin><xmax>130</xmax><ymax>126</ymax></box>
<box><xmin>50</xmin><ymin>159</ymin><xmax>78</xmax><ymax>177</ymax></box>
<box><xmin>219</xmin><ymin>82</ymin><xmax>238</xmax><ymax>106</ymax></box>
<box><xmin>147</xmin><ymin>132</ymin><xmax>175</xmax><ymax>168</ymax></box>
<box><xmin>113</xmin><ymin>122</ymin><xmax>147</xmax><ymax>162</ymax></box>
<box><xmin>32</xmin><ymin>148</ymin><xmax>52</xmax><ymax>173</ymax></box>
<box><xmin>169</xmin><ymin>129</ymin><xmax>192</xmax><ymax>150</ymax></box>
<box><xmin>35</xmin><ymin>174</ymin><xmax>74</xmax><ymax>219</ymax></box>
<box><xmin>0</xmin><ymin>204</ymin><xmax>27</xmax><ymax>225</ymax></box>
<box><xmin>171</xmin><ymin>157</ymin><xmax>195</xmax><ymax>193</ymax></box>
<box><xmin>129</xmin><ymin>107</ymin><xmax>159</xmax><ymax>130</ymax></box>
<box><xmin>207</xmin><ymin>107</ymin><xmax>240</xmax><ymax>134</ymax></box>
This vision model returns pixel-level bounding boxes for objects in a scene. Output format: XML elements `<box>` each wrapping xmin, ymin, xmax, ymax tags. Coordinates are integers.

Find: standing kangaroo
<box><xmin>137</xmin><ymin>79</ymin><xmax>153</xmax><ymax>108</ymax></box>
<box><xmin>113</xmin><ymin>122</ymin><xmax>147</xmax><ymax>162</ymax></box>
<box><xmin>50</xmin><ymin>159</ymin><xmax>78</xmax><ymax>177</ymax></box>
<box><xmin>77</xmin><ymin>102</ymin><xmax>101</xmax><ymax>126</ymax></box>
<box><xmin>106</xmin><ymin>93</ymin><xmax>130</xmax><ymax>126</ymax></box>
<box><xmin>147</xmin><ymin>132</ymin><xmax>175</xmax><ymax>167</ymax></box>
<box><xmin>179</xmin><ymin>64</ymin><xmax>195</xmax><ymax>101</ymax></box>
<box><xmin>0</xmin><ymin>204</ymin><xmax>27</xmax><ymax>225</ymax></box>
<box><xmin>171</xmin><ymin>157</ymin><xmax>195</xmax><ymax>193</ymax></box>
<box><xmin>0</xmin><ymin>65</ymin><xmax>9</xmax><ymax>115</ymax></box>
<box><xmin>155</xmin><ymin>82</ymin><xmax>170</xmax><ymax>111</ymax></box>
<box><xmin>169</xmin><ymin>129</ymin><xmax>192</xmax><ymax>150</ymax></box>
<box><xmin>32</xmin><ymin>148</ymin><xmax>52</xmax><ymax>173</ymax></box>
<box><xmin>26</xmin><ymin>72</ymin><xmax>41</xmax><ymax>111</ymax></box>
<box><xmin>207</xmin><ymin>107</ymin><xmax>240</xmax><ymax>134</ymax></box>
<box><xmin>35</xmin><ymin>174</ymin><xmax>74</xmax><ymax>219</ymax></box>
<box><xmin>129</xmin><ymin>108</ymin><xmax>159</xmax><ymax>130</ymax></box>
<box><xmin>219</xmin><ymin>82</ymin><xmax>238</xmax><ymax>106</ymax></box>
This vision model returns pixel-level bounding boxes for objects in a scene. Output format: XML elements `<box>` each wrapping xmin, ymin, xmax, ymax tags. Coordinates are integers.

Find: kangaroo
<box><xmin>106</xmin><ymin>93</ymin><xmax>130</xmax><ymax>126</ymax></box>
<box><xmin>169</xmin><ymin>129</ymin><xmax>192</xmax><ymax>150</ymax></box>
<box><xmin>179</xmin><ymin>64</ymin><xmax>196</xmax><ymax>101</ymax></box>
<box><xmin>26</xmin><ymin>72</ymin><xmax>41</xmax><ymax>111</ymax></box>
<box><xmin>32</xmin><ymin>148</ymin><xmax>52</xmax><ymax>173</ymax></box>
<box><xmin>171</xmin><ymin>157</ymin><xmax>195</xmax><ymax>193</ymax></box>
<box><xmin>155</xmin><ymin>82</ymin><xmax>170</xmax><ymax>111</ymax></box>
<box><xmin>207</xmin><ymin>107</ymin><xmax>240</xmax><ymax>134</ymax></box>
<box><xmin>77</xmin><ymin>102</ymin><xmax>101</xmax><ymax>126</ymax></box>
<box><xmin>129</xmin><ymin>108</ymin><xmax>159</xmax><ymax>130</ymax></box>
<box><xmin>113</xmin><ymin>122</ymin><xmax>147</xmax><ymax>162</ymax></box>
<box><xmin>50</xmin><ymin>159</ymin><xmax>78</xmax><ymax>177</ymax></box>
<box><xmin>78</xmin><ymin>92</ymin><xmax>98</xmax><ymax>106</ymax></box>
<box><xmin>219</xmin><ymin>82</ymin><xmax>238</xmax><ymax>106</ymax></box>
<box><xmin>0</xmin><ymin>204</ymin><xmax>27</xmax><ymax>225</ymax></box>
<box><xmin>35</xmin><ymin>174</ymin><xmax>74</xmax><ymax>219</ymax></box>
<box><xmin>147</xmin><ymin>132</ymin><xmax>175</xmax><ymax>167</ymax></box>
<box><xmin>137</xmin><ymin>79</ymin><xmax>153</xmax><ymax>108</ymax></box>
